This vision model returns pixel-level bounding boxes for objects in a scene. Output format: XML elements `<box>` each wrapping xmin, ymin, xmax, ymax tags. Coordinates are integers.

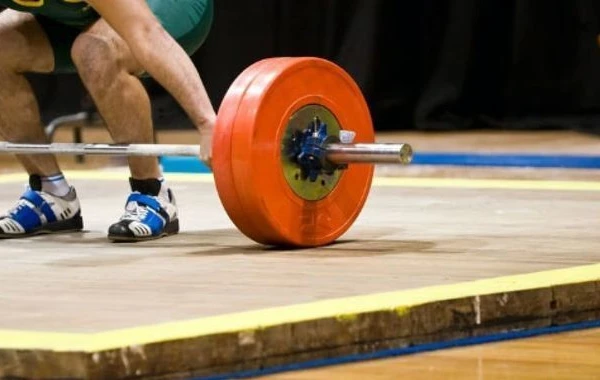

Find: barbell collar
<box><xmin>325</xmin><ymin>143</ymin><xmax>413</xmax><ymax>165</ymax></box>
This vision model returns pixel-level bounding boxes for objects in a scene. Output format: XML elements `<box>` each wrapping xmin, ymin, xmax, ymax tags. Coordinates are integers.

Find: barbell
<box><xmin>0</xmin><ymin>57</ymin><xmax>413</xmax><ymax>247</ymax></box>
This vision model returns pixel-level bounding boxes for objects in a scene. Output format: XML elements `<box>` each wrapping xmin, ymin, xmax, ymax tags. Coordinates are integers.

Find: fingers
<box><xmin>199</xmin><ymin>131</ymin><xmax>213</xmax><ymax>170</ymax></box>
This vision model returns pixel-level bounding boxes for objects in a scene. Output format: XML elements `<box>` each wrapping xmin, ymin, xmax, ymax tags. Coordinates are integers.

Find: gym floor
<box><xmin>0</xmin><ymin>128</ymin><xmax>599</xmax><ymax>379</ymax></box>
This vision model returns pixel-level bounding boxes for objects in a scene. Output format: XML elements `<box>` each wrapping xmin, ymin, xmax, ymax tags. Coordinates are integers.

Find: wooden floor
<box><xmin>259</xmin><ymin>327</ymin><xmax>600</xmax><ymax>379</ymax></box>
<box><xmin>0</xmin><ymin>174</ymin><xmax>599</xmax><ymax>332</ymax></box>
<box><xmin>1</xmin><ymin>129</ymin><xmax>600</xmax><ymax>379</ymax></box>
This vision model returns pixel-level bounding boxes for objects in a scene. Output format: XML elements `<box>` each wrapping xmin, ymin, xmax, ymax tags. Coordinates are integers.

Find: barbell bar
<box><xmin>0</xmin><ymin>141</ymin><xmax>413</xmax><ymax>165</ymax></box>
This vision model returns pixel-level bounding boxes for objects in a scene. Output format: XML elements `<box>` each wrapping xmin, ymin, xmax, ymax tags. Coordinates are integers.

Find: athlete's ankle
<box><xmin>129</xmin><ymin>176</ymin><xmax>171</xmax><ymax>201</ymax></box>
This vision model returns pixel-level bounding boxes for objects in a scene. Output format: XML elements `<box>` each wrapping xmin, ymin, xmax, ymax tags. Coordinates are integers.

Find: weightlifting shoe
<box><xmin>108</xmin><ymin>178</ymin><xmax>179</xmax><ymax>242</ymax></box>
<box><xmin>0</xmin><ymin>175</ymin><xmax>83</xmax><ymax>238</ymax></box>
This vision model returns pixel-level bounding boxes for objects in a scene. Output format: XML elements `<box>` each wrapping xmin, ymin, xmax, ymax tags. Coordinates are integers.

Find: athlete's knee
<box><xmin>71</xmin><ymin>32</ymin><xmax>123</xmax><ymax>85</ymax></box>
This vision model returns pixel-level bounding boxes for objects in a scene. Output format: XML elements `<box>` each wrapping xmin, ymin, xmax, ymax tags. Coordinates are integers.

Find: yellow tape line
<box><xmin>0</xmin><ymin>262</ymin><xmax>598</xmax><ymax>352</ymax></box>
<box><xmin>1</xmin><ymin>170</ymin><xmax>600</xmax><ymax>191</ymax></box>
<box><xmin>0</xmin><ymin>171</ymin><xmax>214</xmax><ymax>184</ymax></box>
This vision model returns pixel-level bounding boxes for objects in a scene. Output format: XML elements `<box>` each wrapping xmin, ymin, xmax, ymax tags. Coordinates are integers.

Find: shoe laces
<box><xmin>8</xmin><ymin>192</ymin><xmax>53</xmax><ymax>217</ymax></box>
<box><xmin>121</xmin><ymin>200</ymin><xmax>151</xmax><ymax>221</ymax></box>
<box><xmin>4</xmin><ymin>188</ymin><xmax>58</xmax><ymax>219</ymax></box>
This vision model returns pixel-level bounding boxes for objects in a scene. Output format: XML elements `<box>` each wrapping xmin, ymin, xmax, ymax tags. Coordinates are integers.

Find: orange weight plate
<box><xmin>228</xmin><ymin>57</ymin><xmax>375</xmax><ymax>247</ymax></box>
<box><xmin>212</xmin><ymin>58</ymin><xmax>289</xmax><ymax>243</ymax></box>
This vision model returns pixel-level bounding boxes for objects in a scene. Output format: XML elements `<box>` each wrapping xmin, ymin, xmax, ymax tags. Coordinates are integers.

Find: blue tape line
<box><xmin>160</xmin><ymin>157</ymin><xmax>212</xmax><ymax>173</ymax></box>
<box><xmin>192</xmin><ymin>319</ymin><xmax>600</xmax><ymax>380</ymax></box>
<box><xmin>159</xmin><ymin>153</ymin><xmax>600</xmax><ymax>172</ymax></box>
<box><xmin>411</xmin><ymin>153</ymin><xmax>600</xmax><ymax>169</ymax></box>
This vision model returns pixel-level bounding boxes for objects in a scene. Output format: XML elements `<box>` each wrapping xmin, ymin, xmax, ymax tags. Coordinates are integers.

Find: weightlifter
<box><xmin>0</xmin><ymin>0</ymin><xmax>215</xmax><ymax>241</ymax></box>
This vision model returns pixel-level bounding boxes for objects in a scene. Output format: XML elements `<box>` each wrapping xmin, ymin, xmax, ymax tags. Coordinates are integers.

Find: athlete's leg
<box><xmin>70</xmin><ymin>0</ymin><xmax>213</xmax><ymax>180</ymax></box>
<box><xmin>71</xmin><ymin>20</ymin><xmax>175</xmax><ymax>241</ymax></box>
<box><xmin>70</xmin><ymin>0</ymin><xmax>212</xmax><ymax>241</ymax></box>
<box><xmin>0</xmin><ymin>9</ymin><xmax>82</xmax><ymax>237</ymax></box>
<box><xmin>0</xmin><ymin>9</ymin><xmax>60</xmax><ymax>176</ymax></box>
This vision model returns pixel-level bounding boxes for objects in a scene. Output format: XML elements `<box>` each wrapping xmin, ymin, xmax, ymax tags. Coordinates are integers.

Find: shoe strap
<box><xmin>19</xmin><ymin>189</ymin><xmax>57</xmax><ymax>224</ymax></box>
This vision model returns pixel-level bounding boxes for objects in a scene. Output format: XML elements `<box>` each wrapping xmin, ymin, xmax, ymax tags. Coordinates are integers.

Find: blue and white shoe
<box><xmin>108</xmin><ymin>178</ymin><xmax>179</xmax><ymax>242</ymax></box>
<box><xmin>0</xmin><ymin>175</ymin><xmax>83</xmax><ymax>238</ymax></box>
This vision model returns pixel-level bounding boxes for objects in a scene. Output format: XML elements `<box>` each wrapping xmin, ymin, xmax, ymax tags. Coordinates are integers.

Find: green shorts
<box><xmin>36</xmin><ymin>0</ymin><xmax>213</xmax><ymax>73</ymax></box>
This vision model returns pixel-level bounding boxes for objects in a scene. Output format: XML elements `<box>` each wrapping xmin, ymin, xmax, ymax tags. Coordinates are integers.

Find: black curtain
<box><xmin>5</xmin><ymin>1</ymin><xmax>600</xmax><ymax>133</ymax></box>
<box><xmin>192</xmin><ymin>0</ymin><xmax>600</xmax><ymax>133</ymax></box>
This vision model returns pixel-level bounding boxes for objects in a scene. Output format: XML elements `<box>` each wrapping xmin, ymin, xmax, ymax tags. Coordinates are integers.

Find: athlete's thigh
<box><xmin>0</xmin><ymin>8</ymin><xmax>54</xmax><ymax>73</ymax></box>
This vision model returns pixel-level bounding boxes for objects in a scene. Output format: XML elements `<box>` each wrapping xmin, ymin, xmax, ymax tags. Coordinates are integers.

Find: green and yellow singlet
<box><xmin>0</xmin><ymin>0</ymin><xmax>98</xmax><ymax>27</ymax></box>
<box><xmin>0</xmin><ymin>0</ymin><xmax>213</xmax><ymax>72</ymax></box>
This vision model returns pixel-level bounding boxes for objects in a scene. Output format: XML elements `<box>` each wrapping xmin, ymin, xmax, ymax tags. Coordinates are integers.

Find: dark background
<box><xmin>7</xmin><ymin>0</ymin><xmax>600</xmax><ymax>134</ymax></box>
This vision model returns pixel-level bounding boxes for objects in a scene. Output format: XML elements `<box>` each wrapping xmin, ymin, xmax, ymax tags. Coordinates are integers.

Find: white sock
<box><xmin>41</xmin><ymin>173</ymin><xmax>71</xmax><ymax>197</ymax></box>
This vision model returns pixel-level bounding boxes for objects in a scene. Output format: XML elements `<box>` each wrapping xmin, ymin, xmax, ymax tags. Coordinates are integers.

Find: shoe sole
<box><xmin>108</xmin><ymin>219</ymin><xmax>180</xmax><ymax>243</ymax></box>
<box><xmin>0</xmin><ymin>215</ymin><xmax>84</xmax><ymax>239</ymax></box>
